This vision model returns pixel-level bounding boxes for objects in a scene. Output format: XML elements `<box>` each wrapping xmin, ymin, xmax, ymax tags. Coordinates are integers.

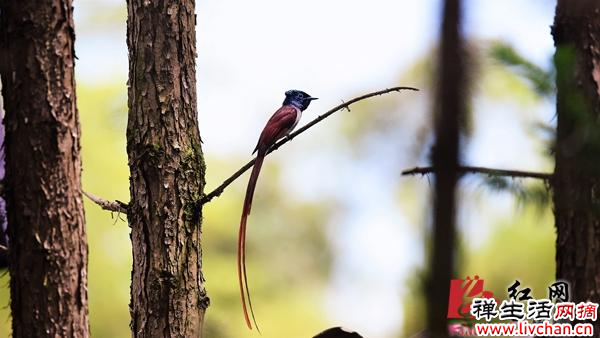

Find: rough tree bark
<box><xmin>426</xmin><ymin>0</ymin><xmax>464</xmax><ymax>337</ymax></box>
<box><xmin>126</xmin><ymin>1</ymin><xmax>209</xmax><ymax>337</ymax></box>
<box><xmin>0</xmin><ymin>0</ymin><xmax>89</xmax><ymax>337</ymax></box>
<box><xmin>552</xmin><ymin>0</ymin><xmax>600</xmax><ymax>332</ymax></box>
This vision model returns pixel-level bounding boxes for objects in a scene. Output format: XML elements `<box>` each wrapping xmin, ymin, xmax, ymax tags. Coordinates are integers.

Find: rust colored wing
<box><xmin>253</xmin><ymin>105</ymin><xmax>299</xmax><ymax>156</ymax></box>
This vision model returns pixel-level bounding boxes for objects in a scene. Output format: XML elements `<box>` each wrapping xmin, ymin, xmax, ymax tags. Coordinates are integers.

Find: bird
<box><xmin>238</xmin><ymin>89</ymin><xmax>318</xmax><ymax>331</ymax></box>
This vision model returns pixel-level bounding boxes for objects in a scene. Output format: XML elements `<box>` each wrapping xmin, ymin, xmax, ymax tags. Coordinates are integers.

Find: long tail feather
<box><xmin>238</xmin><ymin>155</ymin><xmax>264</xmax><ymax>331</ymax></box>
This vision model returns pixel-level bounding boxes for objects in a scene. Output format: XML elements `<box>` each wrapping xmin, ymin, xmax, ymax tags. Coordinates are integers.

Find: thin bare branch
<box><xmin>83</xmin><ymin>191</ymin><xmax>128</xmax><ymax>214</ymax></box>
<box><xmin>200</xmin><ymin>86</ymin><xmax>419</xmax><ymax>205</ymax></box>
<box><xmin>402</xmin><ymin>165</ymin><xmax>552</xmax><ymax>180</ymax></box>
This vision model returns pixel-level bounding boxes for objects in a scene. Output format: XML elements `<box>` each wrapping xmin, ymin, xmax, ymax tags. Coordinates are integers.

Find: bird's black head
<box><xmin>283</xmin><ymin>89</ymin><xmax>318</xmax><ymax>111</ymax></box>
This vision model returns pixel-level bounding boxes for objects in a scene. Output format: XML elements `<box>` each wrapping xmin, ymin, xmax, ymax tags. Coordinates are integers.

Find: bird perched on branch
<box><xmin>238</xmin><ymin>89</ymin><xmax>318</xmax><ymax>330</ymax></box>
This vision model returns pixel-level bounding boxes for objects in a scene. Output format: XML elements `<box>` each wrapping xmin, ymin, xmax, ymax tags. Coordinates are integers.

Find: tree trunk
<box><xmin>126</xmin><ymin>1</ymin><xmax>208</xmax><ymax>337</ymax></box>
<box><xmin>0</xmin><ymin>79</ymin><xmax>6</xmax><ymax>269</ymax></box>
<box><xmin>427</xmin><ymin>0</ymin><xmax>464</xmax><ymax>337</ymax></box>
<box><xmin>552</xmin><ymin>0</ymin><xmax>600</xmax><ymax>333</ymax></box>
<box><xmin>0</xmin><ymin>1</ymin><xmax>89</xmax><ymax>337</ymax></box>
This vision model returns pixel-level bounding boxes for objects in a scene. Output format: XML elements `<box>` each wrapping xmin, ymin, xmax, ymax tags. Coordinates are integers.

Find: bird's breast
<box><xmin>289</xmin><ymin>106</ymin><xmax>302</xmax><ymax>133</ymax></box>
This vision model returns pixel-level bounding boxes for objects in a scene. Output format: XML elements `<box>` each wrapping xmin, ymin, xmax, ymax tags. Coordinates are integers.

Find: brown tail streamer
<box><xmin>238</xmin><ymin>155</ymin><xmax>264</xmax><ymax>331</ymax></box>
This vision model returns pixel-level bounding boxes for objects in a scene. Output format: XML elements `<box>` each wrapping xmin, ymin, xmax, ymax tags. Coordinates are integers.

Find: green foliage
<box><xmin>481</xmin><ymin>177</ymin><xmax>551</xmax><ymax>210</ymax></box>
<box><xmin>489</xmin><ymin>41</ymin><xmax>554</xmax><ymax>97</ymax></box>
<box><xmin>462</xmin><ymin>208</ymin><xmax>556</xmax><ymax>300</ymax></box>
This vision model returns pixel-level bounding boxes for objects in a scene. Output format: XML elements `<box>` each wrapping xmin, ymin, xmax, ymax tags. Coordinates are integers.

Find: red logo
<box><xmin>448</xmin><ymin>275</ymin><xmax>495</xmax><ymax>319</ymax></box>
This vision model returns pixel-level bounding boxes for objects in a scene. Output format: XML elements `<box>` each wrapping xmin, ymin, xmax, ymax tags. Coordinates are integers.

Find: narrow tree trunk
<box><xmin>552</xmin><ymin>0</ymin><xmax>600</xmax><ymax>333</ymax></box>
<box><xmin>126</xmin><ymin>1</ymin><xmax>209</xmax><ymax>337</ymax></box>
<box><xmin>427</xmin><ymin>0</ymin><xmax>464</xmax><ymax>336</ymax></box>
<box><xmin>0</xmin><ymin>1</ymin><xmax>89</xmax><ymax>336</ymax></box>
<box><xmin>0</xmin><ymin>79</ymin><xmax>6</xmax><ymax>269</ymax></box>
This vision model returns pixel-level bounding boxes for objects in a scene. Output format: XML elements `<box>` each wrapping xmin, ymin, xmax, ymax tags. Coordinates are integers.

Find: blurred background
<box><xmin>0</xmin><ymin>0</ymin><xmax>558</xmax><ymax>337</ymax></box>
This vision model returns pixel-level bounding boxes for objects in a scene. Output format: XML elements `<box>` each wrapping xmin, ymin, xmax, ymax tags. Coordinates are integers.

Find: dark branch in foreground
<box><xmin>200</xmin><ymin>86</ymin><xmax>419</xmax><ymax>205</ymax></box>
<box><xmin>402</xmin><ymin>166</ymin><xmax>552</xmax><ymax>180</ymax></box>
<box><xmin>83</xmin><ymin>191</ymin><xmax>128</xmax><ymax>214</ymax></box>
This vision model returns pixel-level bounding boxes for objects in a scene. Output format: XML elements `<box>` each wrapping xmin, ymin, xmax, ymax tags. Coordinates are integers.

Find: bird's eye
<box><xmin>297</xmin><ymin>93</ymin><xmax>303</xmax><ymax>99</ymax></box>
